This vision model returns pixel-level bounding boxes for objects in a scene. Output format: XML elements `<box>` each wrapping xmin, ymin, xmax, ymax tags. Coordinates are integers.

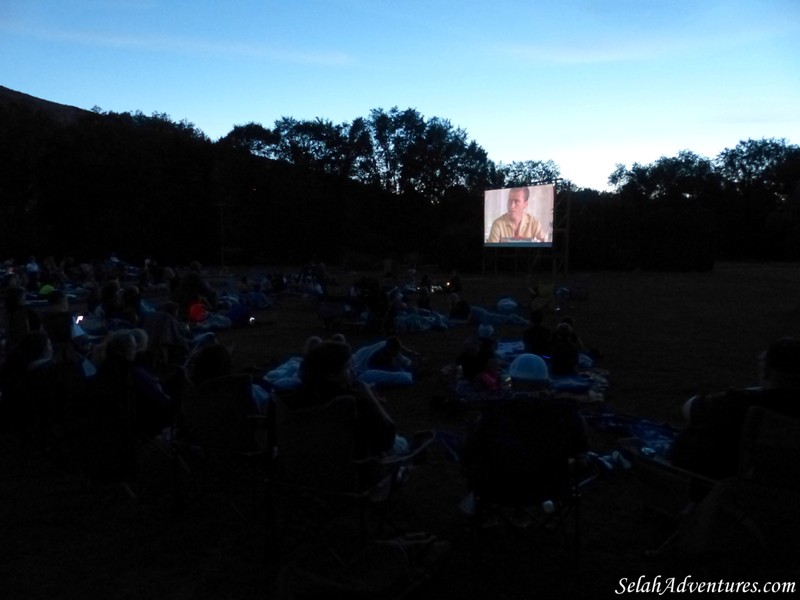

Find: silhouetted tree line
<box><xmin>2</xmin><ymin>94</ymin><xmax>799</xmax><ymax>271</ymax></box>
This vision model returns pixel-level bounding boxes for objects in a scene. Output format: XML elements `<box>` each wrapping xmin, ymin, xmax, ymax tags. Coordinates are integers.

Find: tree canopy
<box><xmin>2</xmin><ymin>94</ymin><xmax>799</xmax><ymax>270</ymax></box>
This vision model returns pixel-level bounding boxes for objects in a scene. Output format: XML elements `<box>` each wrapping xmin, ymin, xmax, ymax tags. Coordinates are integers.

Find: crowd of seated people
<box><xmin>444</xmin><ymin>310</ymin><xmax>608</xmax><ymax>410</ymax></box>
<box><xmin>0</xmin><ymin>254</ymin><xmax>281</xmax><ymax>486</ymax></box>
<box><xmin>388</xmin><ymin>286</ymin><xmax>450</xmax><ymax>332</ymax></box>
<box><xmin>6</xmin><ymin>253</ymin><xmax>798</xmax><ymax>580</ymax></box>
<box><xmin>1</xmin><ymin>287</ymin><xmax>263</xmax><ymax>487</ymax></box>
<box><xmin>521</xmin><ymin>310</ymin><xmax>594</xmax><ymax>375</ymax></box>
<box><xmin>0</xmin><ymin>324</ymin><xmax>172</xmax><ymax>481</ymax></box>
<box><xmin>436</xmin><ymin>351</ymin><xmax>589</xmax><ymax>466</ymax></box>
<box><xmin>234</xmin><ymin>275</ymin><xmax>273</xmax><ymax>309</ymax></box>
<box><xmin>264</xmin><ymin>331</ymin><xmax>420</xmax><ymax>392</ymax></box>
<box><xmin>2</xmin><ymin>255</ymin><xmax>120</xmax><ymax>300</ymax></box>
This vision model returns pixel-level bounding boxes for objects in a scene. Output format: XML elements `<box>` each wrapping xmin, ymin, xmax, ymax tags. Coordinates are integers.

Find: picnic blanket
<box><xmin>263</xmin><ymin>340</ymin><xmax>414</xmax><ymax>391</ymax></box>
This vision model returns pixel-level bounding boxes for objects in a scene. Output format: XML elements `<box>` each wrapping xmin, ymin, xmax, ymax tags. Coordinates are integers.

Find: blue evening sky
<box><xmin>1</xmin><ymin>0</ymin><xmax>798</xmax><ymax>190</ymax></box>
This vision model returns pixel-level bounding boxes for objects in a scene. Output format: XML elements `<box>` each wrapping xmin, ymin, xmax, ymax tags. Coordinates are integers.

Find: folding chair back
<box><xmin>273</xmin><ymin>394</ymin><xmax>360</xmax><ymax>493</ymax></box>
<box><xmin>673</xmin><ymin>407</ymin><xmax>800</xmax><ymax>570</ymax></box>
<box><xmin>141</xmin><ymin>310</ymin><xmax>190</xmax><ymax>371</ymax></box>
<box><xmin>181</xmin><ymin>374</ymin><xmax>260</xmax><ymax>453</ymax></box>
<box><xmin>464</xmin><ymin>396</ymin><xmax>589</xmax><ymax>569</ymax></box>
<box><xmin>466</xmin><ymin>396</ymin><xmax>586</xmax><ymax>506</ymax></box>
<box><xmin>739</xmin><ymin>405</ymin><xmax>800</xmax><ymax>492</ymax></box>
<box><xmin>172</xmin><ymin>373</ymin><xmax>269</xmax><ymax>524</ymax></box>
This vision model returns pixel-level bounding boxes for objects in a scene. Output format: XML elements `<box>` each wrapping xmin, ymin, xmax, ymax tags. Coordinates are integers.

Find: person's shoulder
<box><xmin>491</xmin><ymin>213</ymin><xmax>508</xmax><ymax>224</ymax></box>
<box><xmin>754</xmin><ymin>387</ymin><xmax>800</xmax><ymax>416</ymax></box>
<box><xmin>719</xmin><ymin>387</ymin><xmax>763</xmax><ymax>404</ymax></box>
<box><xmin>693</xmin><ymin>388</ymin><xmax>762</xmax><ymax>419</ymax></box>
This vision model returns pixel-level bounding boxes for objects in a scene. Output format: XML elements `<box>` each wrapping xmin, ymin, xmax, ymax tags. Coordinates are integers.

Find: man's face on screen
<box><xmin>507</xmin><ymin>190</ymin><xmax>528</xmax><ymax>221</ymax></box>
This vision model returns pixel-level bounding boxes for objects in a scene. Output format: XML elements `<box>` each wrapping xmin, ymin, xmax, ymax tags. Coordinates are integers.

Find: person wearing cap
<box><xmin>671</xmin><ymin>337</ymin><xmax>800</xmax><ymax>480</ymax></box>
<box><xmin>460</xmin><ymin>353</ymin><xmax>588</xmax><ymax>485</ymax></box>
<box><xmin>508</xmin><ymin>353</ymin><xmax>551</xmax><ymax>392</ymax></box>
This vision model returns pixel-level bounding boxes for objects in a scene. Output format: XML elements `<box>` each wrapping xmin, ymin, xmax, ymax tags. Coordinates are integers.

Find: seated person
<box><xmin>507</xmin><ymin>353</ymin><xmax>551</xmax><ymax>393</ymax></box>
<box><xmin>0</xmin><ymin>330</ymin><xmax>55</xmax><ymax>431</ymax></box>
<box><xmin>670</xmin><ymin>337</ymin><xmax>800</xmax><ymax>480</ymax></box>
<box><xmin>171</xmin><ymin>262</ymin><xmax>219</xmax><ymax>314</ymax></box>
<box><xmin>368</xmin><ymin>336</ymin><xmax>419</xmax><ymax>373</ymax></box>
<box><xmin>417</xmin><ymin>275</ymin><xmax>433</xmax><ymax>310</ymax></box>
<box><xmin>448</xmin><ymin>294</ymin><xmax>471</xmax><ymax>321</ymax></box>
<box><xmin>390</xmin><ymin>287</ymin><xmax>449</xmax><ymax>331</ymax></box>
<box><xmin>40</xmin><ymin>290</ymin><xmax>95</xmax><ymax>376</ymax></box>
<box><xmin>262</xmin><ymin>335</ymin><xmax>324</xmax><ymax>392</ymax></box>
<box><xmin>456</xmin><ymin>336</ymin><xmax>498</xmax><ymax>382</ymax></box>
<box><xmin>2</xmin><ymin>285</ymin><xmax>42</xmax><ymax>353</ymax></box>
<box><xmin>448</xmin><ymin>293</ymin><xmax>528</xmax><ymax>327</ymax></box>
<box><xmin>191</xmin><ymin>343</ymin><xmax>270</xmax><ymax>415</ymax></box>
<box><xmin>95</xmin><ymin>278</ymin><xmax>123</xmax><ymax>320</ymax></box>
<box><xmin>246</xmin><ymin>282</ymin><xmax>272</xmax><ymax>309</ymax></box>
<box><xmin>474</xmin><ymin>355</ymin><xmax>503</xmax><ymax>392</ymax></box>
<box><xmin>548</xmin><ymin>323</ymin><xmax>580</xmax><ymax>376</ymax></box>
<box><xmin>128</xmin><ymin>328</ymin><xmax>178</xmax><ymax>436</ymax></box>
<box><xmin>236</xmin><ymin>275</ymin><xmax>252</xmax><ymax>296</ymax></box>
<box><xmin>522</xmin><ymin>309</ymin><xmax>551</xmax><ymax>356</ymax></box>
<box><xmin>288</xmin><ymin>341</ymin><xmax>400</xmax><ymax>460</ymax></box>
<box><xmin>141</xmin><ymin>304</ymin><xmax>193</xmax><ymax>368</ymax></box>
<box><xmin>188</xmin><ymin>295</ymin><xmax>233</xmax><ymax>332</ymax></box>
<box><xmin>456</xmin><ymin>354</ymin><xmax>587</xmax><ymax>486</ymax></box>
<box><xmin>558</xmin><ymin>316</ymin><xmax>586</xmax><ymax>351</ymax></box>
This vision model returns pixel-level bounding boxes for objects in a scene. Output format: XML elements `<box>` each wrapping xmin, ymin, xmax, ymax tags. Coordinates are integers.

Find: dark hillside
<box><xmin>0</xmin><ymin>85</ymin><xmax>97</xmax><ymax>126</ymax></box>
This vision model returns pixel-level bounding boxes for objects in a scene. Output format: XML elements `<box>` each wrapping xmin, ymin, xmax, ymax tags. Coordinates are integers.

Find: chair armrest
<box><xmin>619</xmin><ymin>437</ymin><xmax>718</xmax><ymax>487</ymax></box>
<box><xmin>354</xmin><ymin>430</ymin><xmax>436</xmax><ymax>468</ymax></box>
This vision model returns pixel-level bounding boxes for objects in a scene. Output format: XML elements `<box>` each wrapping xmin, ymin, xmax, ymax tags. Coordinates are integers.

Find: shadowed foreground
<box><xmin>4</xmin><ymin>263</ymin><xmax>800</xmax><ymax>599</ymax></box>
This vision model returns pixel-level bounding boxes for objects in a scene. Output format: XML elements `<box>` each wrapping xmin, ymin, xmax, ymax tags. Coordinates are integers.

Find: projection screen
<box><xmin>483</xmin><ymin>183</ymin><xmax>555</xmax><ymax>247</ymax></box>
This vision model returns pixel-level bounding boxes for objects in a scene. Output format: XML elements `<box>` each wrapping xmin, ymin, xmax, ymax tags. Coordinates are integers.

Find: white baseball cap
<box><xmin>508</xmin><ymin>353</ymin><xmax>549</xmax><ymax>384</ymax></box>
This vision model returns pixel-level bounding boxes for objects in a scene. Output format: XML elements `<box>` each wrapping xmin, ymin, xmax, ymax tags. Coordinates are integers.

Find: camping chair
<box><xmin>171</xmin><ymin>373</ymin><xmax>270</xmax><ymax>523</ymax></box>
<box><xmin>617</xmin><ymin>436</ymin><xmax>718</xmax><ymax>558</ymax></box>
<box><xmin>267</xmin><ymin>392</ymin><xmax>434</xmax><ymax>566</ymax></box>
<box><xmin>462</xmin><ymin>396</ymin><xmax>594</xmax><ymax>571</ymax></box>
<box><xmin>673</xmin><ymin>406</ymin><xmax>800</xmax><ymax>574</ymax></box>
<box><xmin>615</xmin><ymin>404</ymin><xmax>800</xmax><ymax>559</ymax></box>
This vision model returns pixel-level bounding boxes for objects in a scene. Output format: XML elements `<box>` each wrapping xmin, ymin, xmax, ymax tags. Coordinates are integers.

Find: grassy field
<box><xmin>3</xmin><ymin>263</ymin><xmax>800</xmax><ymax>599</ymax></box>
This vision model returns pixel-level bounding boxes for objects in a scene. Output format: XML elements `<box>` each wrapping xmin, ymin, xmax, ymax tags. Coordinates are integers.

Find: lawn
<box><xmin>3</xmin><ymin>263</ymin><xmax>799</xmax><ymax>599</ymax></box>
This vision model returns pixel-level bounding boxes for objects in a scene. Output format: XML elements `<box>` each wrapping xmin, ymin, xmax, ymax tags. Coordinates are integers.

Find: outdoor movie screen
<box><xmin>483</xmin><ymin>183</ymin><xmax>555</xmax><ymax>248</ymax></box>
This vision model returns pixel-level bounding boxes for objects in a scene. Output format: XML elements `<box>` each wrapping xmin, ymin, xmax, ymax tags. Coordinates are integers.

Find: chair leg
<box><xmin>572</xmin><ymin>496</ymin><xmax>581</xmax><ymax>571</ymax></box>
<box><xmin>644</xmin><ymin>529</ymin><xmax>679</xmax><ymax>559</ymax></box>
